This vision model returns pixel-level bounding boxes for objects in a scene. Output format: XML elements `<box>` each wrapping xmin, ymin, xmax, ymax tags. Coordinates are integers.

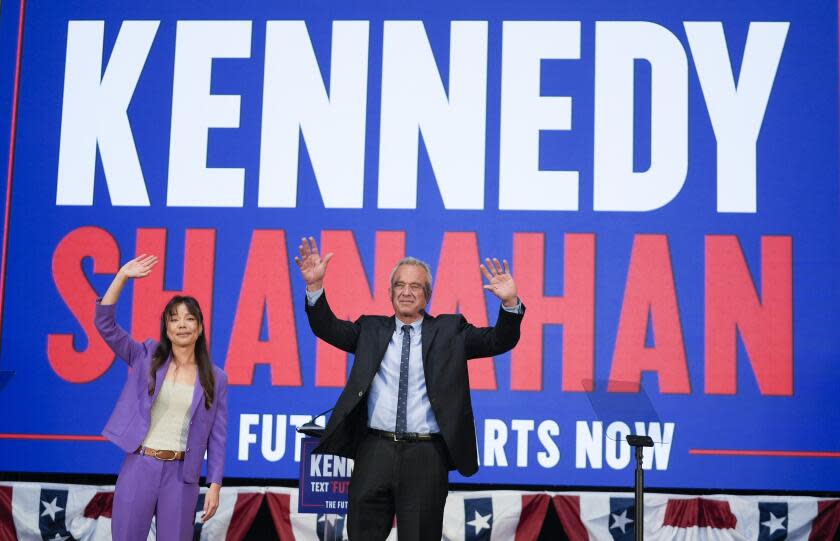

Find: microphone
<box><xmin>296</xmin><ymin>407</ymin><xmax>334</xmax><ymax>439</ymax></box>
<box><xmin>626</xmin><ymin>435</ymin><xmax>654</xmax><ymax>447</ymax></box>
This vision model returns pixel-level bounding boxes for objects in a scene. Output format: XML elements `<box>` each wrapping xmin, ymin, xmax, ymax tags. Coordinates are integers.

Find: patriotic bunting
<box><xmin>1</xmin><ymin>483</ymin><xmax>837</xmax><ymax>540</ymax></box>
<box><xmin>0</xmin><ymin>483</ymin><xmax>262</xmax><ymax>541</ymax></box>
<box><xmin>553</xmin><ymin>492</ymin><xmax>840</xmax><ymax>540</ymax></box>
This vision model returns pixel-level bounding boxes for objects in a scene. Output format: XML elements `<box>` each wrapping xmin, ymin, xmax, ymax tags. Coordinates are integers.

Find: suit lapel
<box><xmin>152</xmin><ymin>356</ymin><xmax>171</xmax><ymax>402</ymax></box>
<box><xmin>421</xmin><ymin>314</ymin><xmax>438</xmax><ymax>375</ymax></box>
<box><xmin>372</xmin><ymin>317</ymin><xmax>396</xmax><ymax>375</ymax></box>
<box><xmin>188</xmin><ymin>371</ymin><xmax>204</xmax><ymax>420</ymax></box>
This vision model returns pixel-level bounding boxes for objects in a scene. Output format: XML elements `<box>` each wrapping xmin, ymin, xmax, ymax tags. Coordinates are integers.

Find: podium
<box><xmin>296</xmin><ymin>415</ymin><xmax>352</xmax><ymax>540</ymax></box>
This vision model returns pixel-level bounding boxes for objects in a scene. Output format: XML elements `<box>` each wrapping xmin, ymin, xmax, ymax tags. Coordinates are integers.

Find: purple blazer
<box><xmin>94</xmin><ymin>302</ymin><xmax>228</xmax><ymax>485</ymax></box>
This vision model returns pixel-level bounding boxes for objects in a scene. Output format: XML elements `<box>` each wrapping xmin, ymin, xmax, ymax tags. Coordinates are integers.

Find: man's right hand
<box><xmin>294</xmin><ymin>236</ymin><xmax>333</xmax><ymax>291</ymax></box>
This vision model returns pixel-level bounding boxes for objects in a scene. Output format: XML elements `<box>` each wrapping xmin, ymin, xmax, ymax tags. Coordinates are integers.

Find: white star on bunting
<box><xmin>41</xmin><ymin>497</ymin><xmax>64</xmax><ymax>521</ymax></box>
<box><xmin>761</xmin><ymin>512</ymin><xmax>787</xmax><ymax>535</ymax></box>
<box><xmin>610</xmin><ymin>509</ymin><xmax>634</xmax><ymax>534</ymax></box>
<box><xmin>466</xmin><ymin>509</ymin><xmax>492</xmax><ymax>534</ymax></box>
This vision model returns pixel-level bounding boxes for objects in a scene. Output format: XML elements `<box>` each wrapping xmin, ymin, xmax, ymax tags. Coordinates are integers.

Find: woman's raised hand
<box><xmin>119</xmin><ymin>254</ymin><xmax>158</xmax><ymax>279</ymax></box>
<box><xmin>101</xmin><ymin>254</ymin><xmax>158</xmax><ymax>305</ymax></box>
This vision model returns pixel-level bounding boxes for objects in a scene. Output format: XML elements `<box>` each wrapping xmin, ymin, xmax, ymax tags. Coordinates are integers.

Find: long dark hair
<box><xmin>148</xmin><ymin>295</ymin><xmax>216</xmax><ymax>409</ymax></box>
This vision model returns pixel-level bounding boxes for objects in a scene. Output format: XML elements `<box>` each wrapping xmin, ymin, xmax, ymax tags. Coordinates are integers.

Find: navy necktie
<box><xmin>395</xmin><ymin>325</ymin><xmax>411</xmax><ymax>435</ymax></box>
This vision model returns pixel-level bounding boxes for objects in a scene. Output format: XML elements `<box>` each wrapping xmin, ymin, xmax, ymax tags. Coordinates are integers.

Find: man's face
<box><xmin>389</xmin><ymin>264</ymin><xmax>428</xmax><ymax>322</ymax></box>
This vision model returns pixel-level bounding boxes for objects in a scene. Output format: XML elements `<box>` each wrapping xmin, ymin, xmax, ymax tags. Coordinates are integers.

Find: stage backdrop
<box><xmin>0</xmin><ymin>1</ymin><xmax>837</xmax><ymax>491</ymax></box>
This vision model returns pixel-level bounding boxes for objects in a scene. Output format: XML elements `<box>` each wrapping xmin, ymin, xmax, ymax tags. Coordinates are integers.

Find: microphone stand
<box><xmin>626</xmin><ymin>435</ymin><xmax>654</xmax><ymax>541</ymax></box>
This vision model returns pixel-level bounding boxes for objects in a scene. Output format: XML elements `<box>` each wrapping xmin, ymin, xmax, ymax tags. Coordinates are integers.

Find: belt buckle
<box><xmin>154</xmin><ymin>449</ymin><xmax>177</xmax><ymax>461</ymax></box>
<box><xmin>392</xmin><ymin>432</ymin><xmax>400</xmax><ymax>442</ymax></box>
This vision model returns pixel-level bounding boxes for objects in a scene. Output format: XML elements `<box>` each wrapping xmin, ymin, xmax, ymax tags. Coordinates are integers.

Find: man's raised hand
<box><xmin>480</xmin><ymin>258</ymin><xmax>518</xmax><ymax>307</ymax></box>
<box><xmin>294</xmin><ymin>236</ymin><xmax>333</xmax><ymax>291</ymax></box>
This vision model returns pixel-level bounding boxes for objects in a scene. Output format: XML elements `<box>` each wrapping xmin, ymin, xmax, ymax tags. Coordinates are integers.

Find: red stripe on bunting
<box><xmin>82</xmin><ymin>491</ymin><xmax>114</xmax><ymax>519</ymax></box>
<box><xmin>515</xmin><ymin>494</ymin><xmax>550</xmax><ymax>541</ymax></box>
<box><xmin>662</xmin><ymin>498</ymin><xmax>737</xmax><ymax>529</ymax></box>
<box><xmin>808</xmin><ymin>499</ymin><xmax>840</xmax><ymax>540</ymax></box>
<box><xmin>552</xmin><ymin>495</ymin><xmax>589</xmax><ymax>540</ymax></box>
<box><xmin>266</xmin><ymin>491</ymin><xmax>296</xmax><ymax>540</ymax></box>
<box><xmin>225</xmin><ymin>492</ymin><xmax>264</xmax><ymax>541</ymax></box>
<box><xmin>0</xmin><ymin>485</ymin><xmax>17</xmax><ymax>541</ymax></box>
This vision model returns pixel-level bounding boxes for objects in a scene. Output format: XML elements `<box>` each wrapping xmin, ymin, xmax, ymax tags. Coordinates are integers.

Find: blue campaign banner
<box><xmin>0</xmin><ymin>0</ymin><xmax>837</xmax><ymax>492</ymax></box>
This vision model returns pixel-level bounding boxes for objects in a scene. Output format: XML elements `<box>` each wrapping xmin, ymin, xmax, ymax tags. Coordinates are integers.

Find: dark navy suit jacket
<box><xmin>305</xmin><ymin>292</ymin><xmax>524</xmax><ymax>477</ymax></box>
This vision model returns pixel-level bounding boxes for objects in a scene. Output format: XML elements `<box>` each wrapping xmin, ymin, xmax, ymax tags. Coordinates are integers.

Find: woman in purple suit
<box><xmin>95</xmin><ymin>254</ymin><xmax>228</xmax><ymax>541</ymax></box>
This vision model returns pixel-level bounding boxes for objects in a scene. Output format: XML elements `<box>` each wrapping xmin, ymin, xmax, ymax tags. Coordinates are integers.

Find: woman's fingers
<box><xmin>202</xmin><ymin>500</ymin><xmax>218</xmax><ymax>522</ymax></box>
<box><xmin>131</xmin><ymin>254</ymin><xmax>157</xmax><ymax>272</ymax></box>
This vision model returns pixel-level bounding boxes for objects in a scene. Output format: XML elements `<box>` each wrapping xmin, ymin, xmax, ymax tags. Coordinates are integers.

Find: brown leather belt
<box><xmin>369</xmin><ymin>428</ymin><xmax>441</xmax><ymax>442</ymax></box>
<box><xmin>137</xmin><ymin>446</ymin><xmax>185</xmax><ymax>461</ymax></box>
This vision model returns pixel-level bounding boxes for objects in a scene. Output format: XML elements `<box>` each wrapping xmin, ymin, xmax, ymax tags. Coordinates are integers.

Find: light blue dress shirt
<box><xmin>306</xmin><ymin>288</ymin><xmax>522</xmax><ymax>434</ymax></box>
<box><xmin>367</xmin><ymin>315</ymin><xmax>439</xmax><ymax>433</ymax></box>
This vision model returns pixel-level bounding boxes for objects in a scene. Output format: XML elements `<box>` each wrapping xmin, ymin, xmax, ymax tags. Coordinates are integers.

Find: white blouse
<box><xmin>142</xmin><ymin>379</ymin><xmax>195</xmax><ymax>451</ymax></box>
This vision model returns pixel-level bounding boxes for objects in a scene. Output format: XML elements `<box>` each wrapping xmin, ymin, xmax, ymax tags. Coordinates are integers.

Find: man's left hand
<box><xmin>480</xmin><ymin>258</ymin><xmax>518</xmax><ymax>307</ymax></box>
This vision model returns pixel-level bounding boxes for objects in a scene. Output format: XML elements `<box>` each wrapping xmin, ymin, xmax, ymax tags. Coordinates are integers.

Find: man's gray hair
<box><xmin>389</xmin><ymin>257</ymin><xmax>433</xmax><ymax>300</ymax></box>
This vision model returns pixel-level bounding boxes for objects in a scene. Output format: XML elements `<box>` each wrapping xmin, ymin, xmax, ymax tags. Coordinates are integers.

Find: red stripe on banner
<box><xmin>663</xmin><ymin>498</ymin><xmax>737</xmax><ymax>529</ymax></box>
<box><xmin>0</xmin><ymin>485</ymin><xmax>17</xmax><ymax>541</ymax></box>
<box><xmin>0</xmin><ymin>0</ymin><xmax>27</xmax><ymax>337</ymax></box>
<box><xmin>224</xmin><ymin>492</ymin><xmax>264</xmax><ymax>541</ymax></box>
<box><xmin>83</xmin><ymin>491</ymin><xmax>113</xmax><ymax>519</ymax></box>
<box><xmin>0</xmin><ymin>433</ymin><xmax>107</xmax><ymax>441</ymax></box>
<box><xmin>266</xmin><ymin>492</ymin><xmax>295</xmax><ymax>541</ymax></box>
<box><xmin>552</xmin><ymin>495</ymin><xmax>589</xmax><ymax>541</ymax></box>
<box><xmin>689</xmin><ymin>449</ymin><xmax>840</xmax><ymax>458</ymax></box>
<box><xmin>515</xmin><ymin>494</ymin><xmax>550</xmax><ymax>541</ymax></box>
<box><xmin>808</xmin><ymin>499</ymin><xmax>840</xmax><ymax>540</ymax></box>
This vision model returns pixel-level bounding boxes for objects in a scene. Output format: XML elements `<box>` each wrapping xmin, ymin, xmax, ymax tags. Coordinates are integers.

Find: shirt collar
<box><xmin>395</xmin><ymin>314</ymin><xmax>423</xmax><ymax>333</ymax></box>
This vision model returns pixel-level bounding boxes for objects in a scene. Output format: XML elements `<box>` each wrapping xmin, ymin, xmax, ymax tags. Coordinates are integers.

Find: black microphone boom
<box><xmin>296</xmin><ymin>407</ymin><xmax>334</xmax><ymax>439</ymax></box>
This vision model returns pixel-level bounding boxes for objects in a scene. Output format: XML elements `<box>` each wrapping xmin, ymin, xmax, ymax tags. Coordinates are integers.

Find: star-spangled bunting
<box><xmin>762</xmin><ymin>511</ymin><xmax>787</xmax><ymax>536</ymax></box>
<box><xmin>41</xmin><ymin>497</ymin><xmax>64</xmax><ymax>521</ymax></box>
<box><xmin>610</xmin><ymin>509</ymin><xmax>633</xmax><ymax>534</ymax></box>
<box><xmin>466</xmin><ymin>509</ymin><xmax>493</xmax><ymax>534</ymax></box>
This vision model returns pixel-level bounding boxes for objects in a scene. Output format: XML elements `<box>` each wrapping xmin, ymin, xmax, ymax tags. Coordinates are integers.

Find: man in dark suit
<box><xmin>295</xmin><ymin>237</ymin><xmax>525</xmax><ymax>541</ymax></box>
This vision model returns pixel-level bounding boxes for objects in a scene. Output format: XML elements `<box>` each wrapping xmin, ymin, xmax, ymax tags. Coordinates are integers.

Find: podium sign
<box><xmin>298</xmin><ymin>438</ymin><xmax>354</xmax><ymax>514</ymax></box>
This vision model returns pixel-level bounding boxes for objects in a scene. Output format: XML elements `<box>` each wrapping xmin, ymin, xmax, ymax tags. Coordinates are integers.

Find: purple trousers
<box><xmin>112</xmin><ymin>452</ymin><xmax>200</xmax><ymax>541</ymax></box>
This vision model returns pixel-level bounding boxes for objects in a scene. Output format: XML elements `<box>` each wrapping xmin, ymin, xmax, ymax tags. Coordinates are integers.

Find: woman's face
<box><xmin>165</xmin><ymin>303</ymin><xmax>202</xmax><ymax>349</ymax></box>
